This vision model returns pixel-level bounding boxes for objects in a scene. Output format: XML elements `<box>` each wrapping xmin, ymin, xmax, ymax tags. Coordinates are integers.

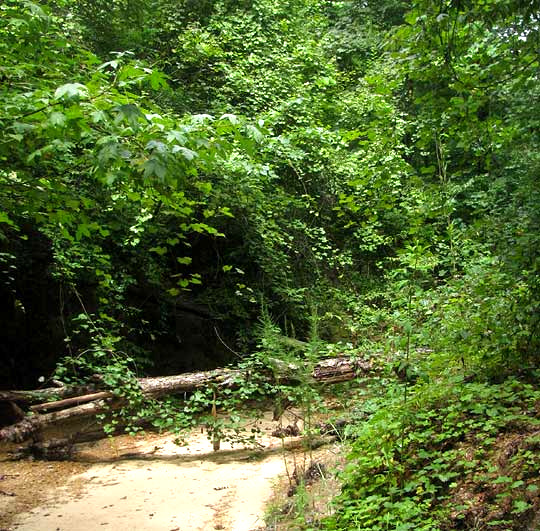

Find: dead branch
<box><xmin>29</xmin><ymin>392</ymin><xmax>116</xmax><ymax>412</ymax></box>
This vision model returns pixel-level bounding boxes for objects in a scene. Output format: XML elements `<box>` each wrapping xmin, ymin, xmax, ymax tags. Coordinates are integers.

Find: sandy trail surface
<box><xmin>1</xmin><ymin>412</ymin><xmax>305</xmax><ymax>531</ymax></box>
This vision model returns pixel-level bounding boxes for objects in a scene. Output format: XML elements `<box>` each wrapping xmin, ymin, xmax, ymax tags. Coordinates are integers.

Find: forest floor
<box><xmin>0</xmin><ymin>410</ymin><xmax>342</xmax><ymax>531</ymax></box>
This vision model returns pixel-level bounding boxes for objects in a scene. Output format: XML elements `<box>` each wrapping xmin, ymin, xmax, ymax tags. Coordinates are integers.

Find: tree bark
<box><xmin>10</xmin><ymin>421</ymin><xmax>154</xmax><ymax>460</ymax></box>
<box><xmin>29</xmin><ymin>392</ymin><xmax>114</xmax><ymax>412</ymax></box>
<box><xmin>0</xmin><ymin>383</ymin><xmax>99</xmax><ymax>404</ymax></box>
<box><xmin>0</xmin><ymin>369</ymin><xmax>244</xmax><ymax>405</ymax></box>
<box><xmin>0</xmin><ymin>400</ymin><xmax>114</xmax><ymax>443</ymax></box>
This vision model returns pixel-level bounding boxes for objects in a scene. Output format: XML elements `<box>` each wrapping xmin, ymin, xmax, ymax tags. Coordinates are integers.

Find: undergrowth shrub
<box><xmin>324</xmin><ymin>378</ymin><xmax>540</xmax><ymax>530</ymax></box>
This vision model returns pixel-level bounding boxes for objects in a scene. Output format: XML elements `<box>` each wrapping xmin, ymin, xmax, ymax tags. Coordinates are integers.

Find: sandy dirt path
<box><xmin>1</xmin><ymin>413</ymin><xmax>304</xmax><ymax>531</ymax></box>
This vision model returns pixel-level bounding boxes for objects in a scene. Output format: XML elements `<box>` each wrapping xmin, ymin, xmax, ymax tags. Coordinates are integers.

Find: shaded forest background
<box><xmin>1</xmin><ymin>0</ymin><xmax>538</xmax><ymax>386</ymax></box>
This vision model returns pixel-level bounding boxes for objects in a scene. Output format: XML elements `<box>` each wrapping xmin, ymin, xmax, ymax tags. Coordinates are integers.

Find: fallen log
<box><xmin>0</xmin><ymin>369</ymin><xmax>245</xmax><ymax>406</ymax></box>
<box><xmin>29</xmin><ymin>391</ymin><xmax>123</xmax><ymax>412</ymax></box>
<box><xmin>0</xmin><ymin>371</ymin><xmax>245</xmax><ymax>442</ymax></box>
<box><xmin>10</xmin><ymin>420</ymin><xmax>154</xmax><ymax>461</ymax></box>
<box><xmin>0</xmin><ymin>383</ymin><xmax>99</xmax><ymax>404</ymax></box>
<box><xmin>0</xmin><ymin>401</ymin><xmax>25</xmax><ymax>425</ymax></box>
<box><xmin>0</xmin><ymin>356</ymin><xmax>373</xmax><ymax>444</ymax></box>
<box><xmin>0</xmin><ymin>399</ymin><xmax>114</xmax><ymax>443</ymax></box>
<box><xmin>312</xmin><ymin>356</ymin><xmax>371</xmax><ymax>383</ymax></box>
<box><xmin>138</xmin><ymin>367</ymin><xmax>244</xmax><ymax>398</ymax></box>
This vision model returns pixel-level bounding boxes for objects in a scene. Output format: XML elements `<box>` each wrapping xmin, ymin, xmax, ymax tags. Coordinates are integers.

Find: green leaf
<box><xmin>192</xmin><ymin>114</ymin><xmax>214</xmax><ymax>123</ymax></box>
<box><xmin>512</xmin><ymin>500</ymin><xmax>531</xmax><ymax>514</ymax></box>
<box><xmin>91</xmin><ymin>110</ymin><xmax>108</xmax><ymax>124</ymax></box>
<box><xmin>143</xmin><ymin>158</ymin><xmax>167</xmax><ymax>180</ymax></box>
<box><xmin>75</xmin><ymin>223</ymin><xmax>91</xmax><ymax>240</ymax></box>
<box><xmin>220</xmin><ymin>113</ymin><xmax>239</xmax><ymax>125</ymax></box>
<box><xmin>245</xmin><ymin>124</ymin><xmax>264</xmax><ymax>143</ymax></box>
<box><xmin>0</xmin><ymin>211</ymin><xmax>16</xmax><ymax>227</ymax></box>
<box><xmin>146</xmin><ymin>140</ymin><xmax>167</xmax><ymax>153</ymax></box>
<box><xmin>219</xmin><ymin>207</ymin><xmax>234</xmax><ymax>218</ymax></box>
<box><xmin>49</xmin><ymin>112</ymin><xmax>66</xmax><ymax>127</ymax></box>
<box><xmin>54</xmin><ymin>83</ymin><xmax>89</xmax><ymax>101</ymax></box>
<box><xmin>148</xmin><ymin>69</ymin><xmax>169</xmax><ymax>90</ymax></box>
<box><xmin>172</xmin><ymin>145</ymin><xmax>198</xmax><ymax>160</ymax></box>
<box><xmin>114</xmin><ymin>104</ymin><xmax>145</xmax><ymax>129</ymax></box>
<box><xmin>150</xmin><ymin>246</ymin><xmax>167</xmax><ymax>256</ymax></box>
<box><xmin>493</xmin><ymin>476</ymin><xmax>513</xmax><ymax>484</ymax></box>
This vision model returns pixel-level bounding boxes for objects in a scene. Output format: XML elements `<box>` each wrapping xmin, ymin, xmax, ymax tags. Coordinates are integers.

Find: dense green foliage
<box><xmin>1</xmin><ymin>0</ymin><xmax>538</xmax><ymax>528</ymax></box>
<box><xmin>324</xmin><ymin>377</ymin><xmax>540</xmax><ymax>530</ymax></box>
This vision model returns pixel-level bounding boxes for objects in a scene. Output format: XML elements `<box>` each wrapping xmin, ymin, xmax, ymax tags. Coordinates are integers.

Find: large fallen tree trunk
<box><xmin>11</xmin><ymin>420</ymin><xmax>154</xmax><ymax>461</ymax></box>
<box><xmin>0</xmin><ymin>368</ymin><xmax>247</xmax><ymax>406</ymax></box>
<box><xmin>0</xmin><ymin>356</ymin><xmax>373</xmax><ymax>444</ymax></box>
<box><xmin>1</xmin><ymin>357</ymin><xmax>372</xmax><ymax>406</ymax></box>
<box><xmin>0</xmin><ymin>399</ymin><xmax>114</xmax><ymax>443</ymax></box>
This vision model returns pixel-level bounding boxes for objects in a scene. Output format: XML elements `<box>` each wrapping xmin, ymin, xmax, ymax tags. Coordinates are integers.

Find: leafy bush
<box><xmin>325</xmin><ymin>379</ymin><xmax>540</xmax><ymax>530</ymax></box>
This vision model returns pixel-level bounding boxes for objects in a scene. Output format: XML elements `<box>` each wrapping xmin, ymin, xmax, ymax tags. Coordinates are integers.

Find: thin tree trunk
<box><xmin>0</xmin><ymin>385</ymin><xmax>99</xmax><ymax>404</ymax></box>
<box><xmin>29</xmin><ymin>392</ymin><xmax>113</xmax><ymax>412</ymax></box>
